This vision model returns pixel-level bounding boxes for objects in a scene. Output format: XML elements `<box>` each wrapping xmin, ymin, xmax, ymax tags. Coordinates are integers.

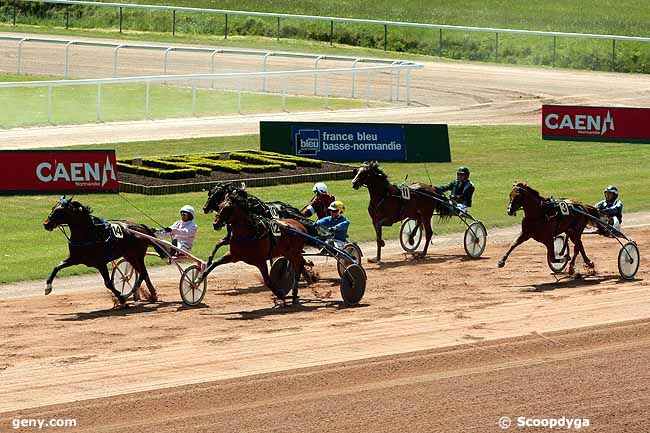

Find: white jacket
<box><xmin>157</xmin><ymin>220</ymin><xmax>198</xmax><ymax>251</ymax></box>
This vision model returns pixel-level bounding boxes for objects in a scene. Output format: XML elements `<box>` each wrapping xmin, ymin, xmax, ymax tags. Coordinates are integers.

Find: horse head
<box><xmin>213</xmin><ymin>189</ymin><xmax>248</xmax><ymax>230</ymax></box>
<box><xmin>43</xmin><ymin>196</ymin><xmax>92</xmax><ymax>231</ymax></box>
<box><xmin>507</xmin><ymin>182</ymin><xmax>536</xmax><ymax>216</ymax></box>
<box><xmin>351</xmin><ymin>161</ymin><xmax>386</xmax><ymax>190</ymax></box>
<box><xmin>203</xmin><ymin>182</ymin><xmax>237</xmax><ymax>214</ymax></box>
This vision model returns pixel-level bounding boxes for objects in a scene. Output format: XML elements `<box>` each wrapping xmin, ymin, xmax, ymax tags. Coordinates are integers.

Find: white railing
<box><xmin>0</xmin><ymin>64</ymin><xmax>422</xmax><ymax>123</ymax></box>
<box><xmin>10</xmin><ymin>0</ymin><xmax>650</xmax><ymax>68</ymax></box>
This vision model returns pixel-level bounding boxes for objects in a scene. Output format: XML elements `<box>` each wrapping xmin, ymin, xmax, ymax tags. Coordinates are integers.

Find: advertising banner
<box><xmin>0</xmin><ymin>150</ymin><xmax>119</xmax><ymax>193</ymax></box>
<box><xmin>542</xmin><ymin>105</ymin><xmax>650</xmax><ymax>143</ymax></box>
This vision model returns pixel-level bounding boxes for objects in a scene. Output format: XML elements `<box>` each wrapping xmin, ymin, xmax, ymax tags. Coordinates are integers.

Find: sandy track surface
<box><xmin>2</xmin><ymin>32</ymin><xmax>650</xmax><ymax>148</ymax></box>
<box><xmin>1</xmin><ymin>226</ymin><xmax>648</xmax><ymax>427</ymax></box>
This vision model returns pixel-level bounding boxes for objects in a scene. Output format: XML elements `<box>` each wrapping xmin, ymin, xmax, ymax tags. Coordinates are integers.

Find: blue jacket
<box><xmin>595</xmin><ymin>198</ymin><xmax>623</xmax><ymax>222</ymax></box>
<box><xmin>436</xmin><ymin>179</ymin><xmax>475</xmax><ymax>207</ymax></box>
<box><xmin>315</xmin><ymin>215</ymin><xmax>350</xmax><ymax>241</ymax></box>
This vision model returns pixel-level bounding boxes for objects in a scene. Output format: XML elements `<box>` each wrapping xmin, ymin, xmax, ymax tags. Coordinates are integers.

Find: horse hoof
<box><xmin>586</xmin><ymin>261</ymin><xmax>595</xmax><ymax>269</ymax></box>
<box><xmin>379</xmin><ymin>240</ymin><xmax>385</xmax><ymax>247</ymax></box>
<box><xmin>568</xmin><ymin>267</ymin><xmax>575</xmax><ymax>275</ymax></box>
<box><xmin>367</xmin><ymin>257</ymin><xmax>381</xmax><ymax>264</ymax></box>
<box><xmin>497</xmin><ymin>261</ymin><xmax>505</xmax><ymax>268</ymax></box>
<box><xmin>44</xmin><ymin>284</ymin><xmax>52</xmax><ymax>295</ymax></box>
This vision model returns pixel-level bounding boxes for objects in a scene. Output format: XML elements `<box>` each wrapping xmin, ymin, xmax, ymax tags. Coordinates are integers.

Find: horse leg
<box><xmin>498</xmin><ymin>232</ymin><xmax>531</xmax><ymax>268</ymax></box>
<box><xmin>368</xmin><ymin>219</ymin><xmax>388</xmax><ymax>263</ymax></box>
<box><xmin>289</xmin><ymin>254</ymin><xmax>306</xmax><ymax>305</ymax></box>
<box><xmin>45</xmin><ymin>258</ymin><xmax>76</xmax><ymax>295</ymax></box>
<box><xmin>207</xmin><ymin>238</ymin><xmax>229</xmax><ymax>266</ymax></box>
<box><xmin>567</xmin><ymin>231</ymin><xmax>594</xmax><ymax>274</ymax></box>
<box><xmin>97</xmin><ymin>263</ymin><xmax>126</xmax><ymax>308</ymax></box>
<box><xmin>130</xmin><ymin>256</ymin><xmax>158</xmax><ymax>302</ymax></box>
<box><xmin>419</xmin><ymin>217</ymin><xmax>434</xmax><ymax>258</ymax></box>
<box><xmin>197</xmin><ymin>253</ymin><xmax>233</xmax><ymax>284</ymax></box>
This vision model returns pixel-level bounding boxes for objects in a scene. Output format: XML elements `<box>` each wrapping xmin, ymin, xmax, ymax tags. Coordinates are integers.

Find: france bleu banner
<box><xmin>291</xmin><ymin>125</ymin><xmax>406</xmax><ymax>161</ymax></box>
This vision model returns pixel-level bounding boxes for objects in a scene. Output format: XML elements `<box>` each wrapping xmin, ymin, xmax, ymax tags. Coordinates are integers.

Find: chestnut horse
<box><xmin>351</xmin><ymin>161</ymin><xmax>452</xmax><ymax>263</ymax></box>
<box><xmin>43</xmin><ymin>197</ymin><xmax>166</xmax><ymax>307</ymax></box>
<box><xmin>198</xmin><ymin>189</ymin><xmax>309</xmax><ymax>303</ymax></box>
<box><xmin>498</xmin><ymin>183</ymin><xmax>601</xmax><ymax>274</ymax></box>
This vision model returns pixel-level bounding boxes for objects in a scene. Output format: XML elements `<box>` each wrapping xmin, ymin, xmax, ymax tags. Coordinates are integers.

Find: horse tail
<box><xmin>128</xmin><ymin>223</ymin><xmax>169</xmax><ymax>259</ymax></box>
<box><xmin>580</xmin><ymin>204</ymin><xmax>602</xmax><ymax>228</ymax></box>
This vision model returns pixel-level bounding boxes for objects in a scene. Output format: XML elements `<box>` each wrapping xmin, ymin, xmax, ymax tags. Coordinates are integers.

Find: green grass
<box><xmin>3</xmin><ymin>1</ymin><xmax>650</xmax><ymax>72</ymax></box>
<box><xmin>0</xmin><ymin>74</ymin><xmax>369</xmax><ymax>128</ymax></box>
<box><xmin>3</xmin><ymin>125</ymin><xmax>650</xmax><ymax>284</ymax></box>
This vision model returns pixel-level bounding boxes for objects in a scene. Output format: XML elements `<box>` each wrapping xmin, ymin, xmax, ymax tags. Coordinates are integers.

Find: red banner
<box><xmin>542</xmin><ymin>105</ymin><xmax>650</xmax><ymax>143</ymax></box>
<box><xmin>0</xmin><ymin>150</ymin><xmax>119</xmax><ymax>193</ymax></box>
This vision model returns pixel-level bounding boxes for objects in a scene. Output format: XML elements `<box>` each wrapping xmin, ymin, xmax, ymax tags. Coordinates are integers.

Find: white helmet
<box><xmin>180</xmin><ymin>205</ymin><xmax>195</xmax><ymax>218</ymax></box>
<box><xmin>313</xmin><ymin>182</ymin><xmax>328</xmax><ymax>194</ymax></box>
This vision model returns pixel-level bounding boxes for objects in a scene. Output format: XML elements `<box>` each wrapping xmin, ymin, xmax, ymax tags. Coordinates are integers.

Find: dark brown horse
<box><xmin>198</xmin><ymin>189</ymin><xmax>309</xmax><ymax>303</ymax></box>
<box><xmin>498</xmin><ymin>183</ymin><xmax>600</xmax><ymax>274</ymax></box>
<box><xmin>351</xmin><ymin>161</ymin><xmax>452</xmax><ymax>263</ymax></box>
<box><xmin>43</xmin><ymin>197</ymin><xmax>166</xmax><ymax>307</ymax></box>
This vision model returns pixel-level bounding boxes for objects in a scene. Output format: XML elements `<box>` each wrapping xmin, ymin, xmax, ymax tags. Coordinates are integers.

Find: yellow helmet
<box><xmin>328</xmin><ymin>200</ymin><xmax>345</xmax><ymax>213</ymax></box>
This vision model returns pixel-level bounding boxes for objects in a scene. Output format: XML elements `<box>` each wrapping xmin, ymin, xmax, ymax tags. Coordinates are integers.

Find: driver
<box><xmin>157</xmin><ymin>205</ymin><xmax>198</xmax><ymax>252</ymax></box>
<box><xmin>315</xmin><ymin>200</ymin><xmax>350</xmax><ymax>243</ymax></box>
<box><xmin>435</xmin><ymin>166</ymin><xmax>475</xmax><ymax>213</ymax></box>
<box><xmin>595</xmin><ymin>185</ymin><xmax>623</xmax><ymax>232</ymax></box>
<box><xmin>302</xmin><ymin>182</ymin><xmax>336</xmax><ymax>219</ymax></box>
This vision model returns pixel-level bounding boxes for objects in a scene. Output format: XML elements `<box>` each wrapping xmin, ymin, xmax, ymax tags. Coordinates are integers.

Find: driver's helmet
<box><xmin>456</xmin><ymin>166</ymin><xmax>470</xmax><ymax>178</ymax></box>
<box><xmin>313</xmin><ymin>182</ymin><xmax>328</xmax><ymax>194</ymax></box>
<box><xmin>604</xmin><ymin>185</ymin><xmax>618</xmax><ymax>200</ymax></box>
<box><xmin>180</xmin><ymin>205</ymin><xmax>195</xmax><ymax>218</ymax></box>
<box><xmin>328</xmin><ymin>200</ymin><xmax>345</xmax><ymax>213</ymax></box>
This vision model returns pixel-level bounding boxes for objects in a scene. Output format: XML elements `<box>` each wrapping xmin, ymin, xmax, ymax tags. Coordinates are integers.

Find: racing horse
<box><xmin>498</xmin><ymin>183</ymin><xmax>601</xmax><ymax>274</ymax></box>
<box><xmin>43</xmin><ymin>197</ymin><xmax>167</xmax><ymax>307</ymax></box>
<box><xmin>352</xmin><ymin>161</ymin><xmax>452</xmax><ymax>263</ymax></box>
<box><xmin>198</xmin><ymin>188</ymin><xmax>309</xmax><ymax>303</ymax></box>
<box><xmin>202</xmin><ymin>182</ymin><xmax>327</xmax><ymax>265</ymax></box>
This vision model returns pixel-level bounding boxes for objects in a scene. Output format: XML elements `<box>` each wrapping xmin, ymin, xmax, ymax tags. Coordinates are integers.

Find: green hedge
<box><xmin>117</xmin><ymin>162</ymin><xmax>196</xmax><ymax>179</ymax></box>
<box><xmin>253</xmin><ymin>151</ymin><xmax>323</xmax><ymax>168</ymax></box>
<box><xmin>240</xmin><ymin>163</ymin><xmax>282</xmax><ymax>173</ymax></box>
<box><xmin>229</xmin><ymin>151</ymin><xmax>297</xmax><ymax>169</ymax></box>
<box><xmin>141</xmin><ymin>158</ymin><xmax>188</xmax><ymax>170</ymax></box>
<box><xmin>185</xmin><ymin>157</ymin><xmax>243</xmax><ymax>173</ymax></box>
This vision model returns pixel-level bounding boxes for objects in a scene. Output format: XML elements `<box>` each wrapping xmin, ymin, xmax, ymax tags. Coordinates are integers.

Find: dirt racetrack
<box><xmin>1</xmin><ymin>227</ymin><xmax>649</xmax><ymax>432</ymax></box>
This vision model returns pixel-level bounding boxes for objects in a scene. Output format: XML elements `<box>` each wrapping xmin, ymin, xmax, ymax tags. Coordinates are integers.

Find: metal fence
<box><xmin>9</xmin><ymin>0</ymin><xmax>650</xmax><ymax>69</ymax></box>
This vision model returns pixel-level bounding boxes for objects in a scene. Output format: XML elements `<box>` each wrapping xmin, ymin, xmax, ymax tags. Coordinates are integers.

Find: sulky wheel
<box><xmin>111</xmin><ymin>258</ymin><xmax>139</xmax><ymax>299</ymax></box>
<box><xmin>179</xmin><ymin>264</ymin><xmax>207</xmax><ymax>306</ymax></box>
<box><xmin>340</xmin><ymin>263</ymin><xmax>366</xmax><ymax>306</ymax></box>
<box><xmin>464</xmin><ymin>222</ymin><xmax>487</xmax><ymax>259</ymax></box>
<box><xmin>548</xmin><ymin>234</ymin><xmax>570</xmax><ymax>273</ymax></box>
<box><xmin>618</xmin><ymin>242</ymin><xmax>640</xmax><ymax>280</ymax></box>
<box><xmin>337</xmin><ymin>243</ymin><xmax>363</xmax><ymax>278</ymax></box>
<box><xmin>399</xmin><ymin>219</ymin><xmax>423</xmax><ymax>253</ymax></box>
<box><xmin>269</xmin><ymin>257</ymin><xmax>296</xmax><ymax>299</ymax></box>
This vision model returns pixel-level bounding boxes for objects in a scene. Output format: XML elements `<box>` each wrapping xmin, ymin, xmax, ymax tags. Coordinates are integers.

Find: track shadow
<box><xmin>370</xmin><ymin>253</ymin><xmax>485</xmax><ymax>270</ymax></box>
<box><xmin>215</xmin><ymin>298</ymin><xmax>368</xmax><ymax>321</ymax></box>
<box><xmin>53</xmin><ymin>300</ymin><xmax>185</xmax><ymax>321</ymax></box>
<box><xmin>519</xmin><ymin>274</ymin><xmax>624</xmax><ymax>292</ymax></box>
<box><xmin>218</xmin><ymin>284</ymin><xmax>269</xmax><ymax>296</ymax></box>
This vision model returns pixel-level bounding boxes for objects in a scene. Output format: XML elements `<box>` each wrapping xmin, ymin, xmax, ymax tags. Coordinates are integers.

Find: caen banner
<box><xmin>0</xmin><ymin>150</ymin><xmax>119</xmax><ymax>193</ymax></box>
<box><xmin>542</xmin><ymin>105</ymin><xmax>650</xmax><ymax>143</ymax></box>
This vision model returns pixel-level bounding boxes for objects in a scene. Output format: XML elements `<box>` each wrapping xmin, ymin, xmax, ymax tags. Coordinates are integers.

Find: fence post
<box><xmin>439</xmin><ymin>29</ymin><xmax>443</xmax><ymax>57</ymax></box>
<box><xmin>145</xmin><ymin>81</ymin><xmax>150</xmax><ymax>119</ymax></box>
<box><xmin>552</xmin><ymin>35</ymin><xmax>556</xmax><ymax>67</ymax></box>
<box><xmin>47</xmin><ymin>85</ymin><xmax>52</xmax><ymax>124</ymax></box>
<box><xmin>351</xmin><ymin>58</ymin><xmax>360</xmax><ymax>97</ymax></box>
<box><xmin>365</xmin><ymin>71</ymin><xmax>371</xmax><ymax>107</ymax></box>
<box><xmin>113</xmin><ymin>45</ymin><xmax>124</xmax><ymax>77</ymax></box>
<box><xmin>224</xmin><ymin>14</ymin><xmax>228</xmax><ymax>39</ymax></box>
<box><xmin>119</xmin><ymin>7</ymin><xmax>123</xmax><ymax>33</ymax></box>
<box><xmin>65</xmin><ymin>4</ymin><xmax>70</xmax><ymax>29</ymax></box>
<box><xmin>16</xmin><ymin>38</ymin><xmax>26</xmax><ymax>75</ymax></box>
<box><xmin>262</xmin><ymin>52</ymin><xmax>271</xmax><ymax>92</ymax></box>
<box><xmin>396</xmin><ymin>68</ymin><xmax>401</xmax><ymax>102</ymax></box>
<box><xmin>282</xmin><ymin>82</ymin><xmax>287</xmax><ymax>112</ymax></box>
<box><xmin>277</xmin><ymin>17</ymin><xmax>280</xmax><ymax>41</ymax></box>
<box><xmin>611</xmin><ymin>39</ymin><xmax>616</xmax><ymax>71</ymax></box>
<box><xmin>384</xmin><ymin>24</ymin><xmax>388</xmax><ymax>51</ymax></box>
<box><xmin>330</xmin><ymin>20</ymin><xmax>333</xmax><ymax>45</ymax></box>
<box><xmin>64</xmin><ymin>41</ymin><xmax>74</xmax><ymax>79</ymax></box>
<box><xmin>163</xmin><ymin>47</ymin><xmax>173</xmax><ymax>74</ymax></box>
<box><xmin>495</xmin><ymin>32</ymin><xmax>499</xmax><ymax>62</ymax></box>
<box><xmin>172</xmin><ymin>10</ymin><xmax>176</xmax><ymax>36</ymax></box>
<box><xmin>406</xmin><ymin>69</ymin><xmax>411</xmax><ymax>106</ymax></box>
<box><xmin>313</xmin><ymin>55</ymin><xmax>323</xmax><ymax>95</ymax></box>
<box><xmin>210</xmin><ymin>49</ymin><xmax>219</xmax><ymax>88</ymax></box>
<box><xmin>96</xmin><ymin>82</ymin><xmax>101</xmax><ymax>122</ymax></box>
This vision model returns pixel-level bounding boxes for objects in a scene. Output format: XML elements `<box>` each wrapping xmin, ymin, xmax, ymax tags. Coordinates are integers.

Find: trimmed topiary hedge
<box><xmin>229</xmin><ymin>151</ymin><xmax>297</xmax><ymax>169</ymax></box>
<box><xmin>117</xmin><ymin>162</ymin><xmax>196</xmax><ymax>179</ymax></box>
<box><xmin>253</xmin><ymin>150</ymin><xmax>322</xmax><ymax>168</ymax></box>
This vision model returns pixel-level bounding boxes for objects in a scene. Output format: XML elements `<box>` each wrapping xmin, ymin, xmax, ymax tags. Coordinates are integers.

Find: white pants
<box><xmin>456</xmin><ymin>203</ymin><xmax>468</xmax><ymax>213</ymax></box>
<box><xmin>600</xmin><ymin>216</ymin><xmax>622</xmax><ymax>232</ymax></box>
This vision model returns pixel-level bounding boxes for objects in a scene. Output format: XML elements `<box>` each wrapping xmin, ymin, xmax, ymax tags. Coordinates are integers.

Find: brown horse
<box><xmin>351</xmin><ymin>161</ymin><xmax>452</xmax><ymax>263</ymax></box>
<box><xmin>43</xmin><ymin>197</ymin><xmax>166</xmax><ymax>307</ymax></box>
<box><xmin>498</xmin><ymin>183</ymin><xmax>600</xmax><ymax>274</ymax></box>
<box><xmin>197</xmin><ymin>189</ymin><xmax>309</xmax><ymax>303</ymax></box>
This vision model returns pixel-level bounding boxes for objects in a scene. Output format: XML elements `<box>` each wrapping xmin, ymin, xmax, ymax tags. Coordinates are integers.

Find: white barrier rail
<box><xmin>9</xmin><ymin>0</ymin><xmax>650</xmax><ymax>68</ymax></box>
<box><xmin>0</xmin><ymin>63</ymin><xmax>422</xmax><ymax>123</ymax></box>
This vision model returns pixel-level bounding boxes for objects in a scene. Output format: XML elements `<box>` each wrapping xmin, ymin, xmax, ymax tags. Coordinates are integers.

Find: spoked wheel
<box><xmin>618</xmin><ymin>242</ymin><xmax>640</xmax><ymax>280</ymax></box>
<box><xmin>340</xmin><ymin>263</ymin><xmax>366</xmax><ymax>306</ymax></box>
<box><xmin>463</xmin><ymin>222</ymin><xmax>487</xmax><ymax>259</ymax></box>
<box><xmin>111</xmin><ymin>258</ymin><xmax>139</xmax><ymax>299</ymax></box>
<box><xmin>399</xmin><ymin>219</ymin><xmax>423</xmax><ymax>253</ymax></box>
<box><xmin>269</xmin><ymin>257</ymin><xmax>296</xmax><ymax>299</ymax></box>
<box><xmin>179</xmin><ymin>264</ymin><xmax>207</xmax><ymax>306</ymax></box>
<box><xmin>337</xmin><ymin>243</ymin><xmax>363</xmax><ymax>277</ymax></box>
<box><xmin>548</xmin><ymin>234</ymin><xmax>570</xmax><ymax>273</ymax></box>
